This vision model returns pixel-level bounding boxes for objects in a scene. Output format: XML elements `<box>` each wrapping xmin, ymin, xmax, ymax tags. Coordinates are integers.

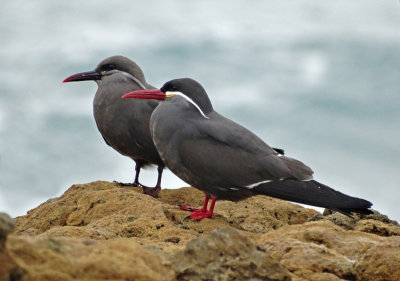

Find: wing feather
<box><xmin>177</xmin><ymin>114</ymin><xmax>313</xmax><ymax>188</ymax></box>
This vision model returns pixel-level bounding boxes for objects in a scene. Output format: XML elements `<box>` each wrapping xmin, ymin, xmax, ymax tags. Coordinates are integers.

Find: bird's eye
<box><xmin>161</xmin><ymin>83</ymin><xmax>178</xmax><ymax>93</ymax></box>
<box><xmin>104</xmin><ymin>63</ymin><xmax>116</xmax><ymax>71</ymax></box>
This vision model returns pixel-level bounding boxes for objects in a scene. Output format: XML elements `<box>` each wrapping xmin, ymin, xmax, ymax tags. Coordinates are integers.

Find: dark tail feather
<box><xmin>252</xmin><ymin>179</ymin><xmax>372</xmax><ymax>216</ymax></box>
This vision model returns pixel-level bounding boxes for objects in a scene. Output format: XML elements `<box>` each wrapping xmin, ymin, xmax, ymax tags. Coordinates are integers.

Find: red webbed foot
<box><xmin>182</xmin><ymin>195</ymin><xmax>216</xmax><ymax>221</ymax></box>
<box><xmin>189</xmin><ymin>209</ymin><xmax>213</xmax><ymax>220</ymax></box>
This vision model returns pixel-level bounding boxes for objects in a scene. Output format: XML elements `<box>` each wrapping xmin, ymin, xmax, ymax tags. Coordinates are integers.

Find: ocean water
<box><xmin>0</xmin><ymin>1</ymin><xmax>399</xmax><ymax>220</ymax></box>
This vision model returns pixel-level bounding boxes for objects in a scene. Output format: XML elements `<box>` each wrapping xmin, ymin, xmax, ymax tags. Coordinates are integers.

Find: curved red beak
<box><xmin>122</xmin><ymin>89</ymin><xmax>166</xmax><ymax>100</ymax></box>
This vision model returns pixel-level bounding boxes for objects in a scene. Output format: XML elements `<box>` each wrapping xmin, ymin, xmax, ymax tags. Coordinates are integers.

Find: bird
<box><xmin>63</xmin><ymin>56</ymin><xmax>164</xmax><ymax>197</ymax></box>
<box><xmin>122</xmin><ymin>78</ymin><xmax>373</xmax><ymax>220</ymax></box>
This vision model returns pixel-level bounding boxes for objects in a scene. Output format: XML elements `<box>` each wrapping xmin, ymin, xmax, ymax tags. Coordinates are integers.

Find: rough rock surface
<box><xmin>2</xmin><ymin>181</ymin><xmax>399</xmax><ymax>281</ymax></box>
<box><xmin>310</xmin><ymin>209</ymin><xmax>400</xmax><ymax>235</ymax></box>
<box><xmin>7</xmin><ymin>236</ymin><xmax>174</xmax><ymax>281</ymax></box>
<box><xmin>172</xmin><ymin>227</ymin><xmax>291</xmax><ymax>281</ymax></box>
<box><xmin>257</xmin><ymin>220</ymin><xmax>400</xmax><ymax>281</ymax></box>
<box><xmin>0</xmin><ymin>212</ymin><xmax>23</xmax><ymax>281</ymax></box>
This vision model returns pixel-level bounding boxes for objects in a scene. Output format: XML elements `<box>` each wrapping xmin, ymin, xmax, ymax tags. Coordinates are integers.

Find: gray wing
<box><xmin>178</xmin><ymin>114</ymin><xmax>313</xmax><ymax>189</ymax></box>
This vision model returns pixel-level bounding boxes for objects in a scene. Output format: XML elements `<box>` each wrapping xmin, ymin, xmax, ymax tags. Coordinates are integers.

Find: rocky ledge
<box><xmin>1</xmin><ymin>181</ymin><xmax>400</xmax><ymax>281</ymax></box>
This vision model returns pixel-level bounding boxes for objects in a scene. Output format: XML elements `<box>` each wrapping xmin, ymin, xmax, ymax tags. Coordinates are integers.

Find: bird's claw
<box><xmin>114</xmin><ymin>181</ymin><xmax>140</xmax><ymax>187</ymax></box>
<box><xmin>114</xmin><ymin>181</ymin><xmax>160</xmax><ymax>197</ymax></box>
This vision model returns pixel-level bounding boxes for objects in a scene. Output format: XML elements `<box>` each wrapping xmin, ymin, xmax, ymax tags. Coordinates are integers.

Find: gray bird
<box><xmin>122</xmin><ymin>78</ymin><xmax>372</xmax><ymax>220</ymax></box>
<box><xmin>63</xmin><ymin>56</ymin><xmax>164</xmax><ymax>196</ymax></box>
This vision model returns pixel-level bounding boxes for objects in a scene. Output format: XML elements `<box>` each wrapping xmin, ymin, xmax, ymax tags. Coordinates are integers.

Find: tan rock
<box><xmin>14</xmin><ymin>181</ymin><xmax>318</xmax><ymax>242</ymax></box>
<box><xmin>215</xmin><ymin>196</ymin><xmax>318</xmax><ymax>233</ymax></box>
<box><xmin>312</xmin><ymin>209</ymin><xmax>400</xmax><ymax>234</ymax></box>
<box><xmin>0</xmin><ymin>212</ymin><xmax>24</xmax><ymax>281</ymax></box>
<box><xmin>7</xmin><ymin>235</ymin><xmax>174</xmax><ymax>281</ymax></box>
<box><xmin>354</xmin><ymin>219</ymin><xmax>400</xmax><ymax>236</ymax></box>
<box><xmin>310</xmin><ymin>212</ymin><xmax>357</xmax><ymax>230</ymax></box>
<box><xmin>0</xmin><ymin>212</ymin><xmax>15</xmax><ymax>246</ymax></box>
<box><xmin>8</xmin><ymin>181</ymin><xmax>400</xmax><ymax>280</ymax></box>
<box><xmin>157</xmin><ymin>186</ymin><xmax>206</xmax><ymax>207</ymax></box>
<box><xmin>353</xmin><ymin>236</ymin><xmax>400</xmax><ymax>281</ymax></box>
<box><xmin>14</xmin><ymin>182</ymin><xmax>200</xmax><ymax>247</ymax></box>
<box><xmin>172</xmin><ymin>227</ymin><xmax>291</xmax><ymax>281</ymax></box>
<box><xmin>257</xmin><ymin>220</ymin><xmax>400</xmax><ymax>280</ymax></box>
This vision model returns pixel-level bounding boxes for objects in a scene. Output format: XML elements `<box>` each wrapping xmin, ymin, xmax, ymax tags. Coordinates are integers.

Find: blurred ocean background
<box><xmin>0</xmin><ymin>1</ymin><xmax>399</xmax><ymax>220</ymax></box>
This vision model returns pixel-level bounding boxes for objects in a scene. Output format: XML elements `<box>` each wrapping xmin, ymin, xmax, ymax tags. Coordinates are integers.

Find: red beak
<box><xmin>122</xmin><ymin>89</ymin><xmax>166</xmax><ymax>100</ymax></box>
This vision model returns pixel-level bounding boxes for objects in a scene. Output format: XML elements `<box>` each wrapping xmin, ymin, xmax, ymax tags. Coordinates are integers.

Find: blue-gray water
<box><xmin>1</xmin><ymin>1</ymin><xmax>399</xmax><ymax>220</ymax></box>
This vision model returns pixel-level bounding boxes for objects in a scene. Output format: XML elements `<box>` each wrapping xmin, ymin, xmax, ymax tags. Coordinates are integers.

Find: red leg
<box><xmin>198</xmin><ymin>195</ymin><xmax>210</xmax><ymax>212</ymax></box>
<box><xmin>189</xmin><ymin>195</ymin><xmax>216</xmax><ymax>220</ymax></box>
<box><xmin>180</xmin><ymin>194</ymin><xmax>209</xmax><ymax>212</ymax></box>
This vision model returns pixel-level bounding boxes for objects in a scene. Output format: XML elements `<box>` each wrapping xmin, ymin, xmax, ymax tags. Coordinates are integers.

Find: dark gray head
<box><xmin>160</xmin><ymin>78</ymin><xmax>214</xmax><ymax>114</ymax></box>
<box><xmin>63</xmin><ymin>55</ymin><xmax>147</xmax><ymax>89</ymax></box>
<box><xmin>95</xmin><ymin>56</ymin><xmax>146</xmax><ymax>84</ymax></box>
